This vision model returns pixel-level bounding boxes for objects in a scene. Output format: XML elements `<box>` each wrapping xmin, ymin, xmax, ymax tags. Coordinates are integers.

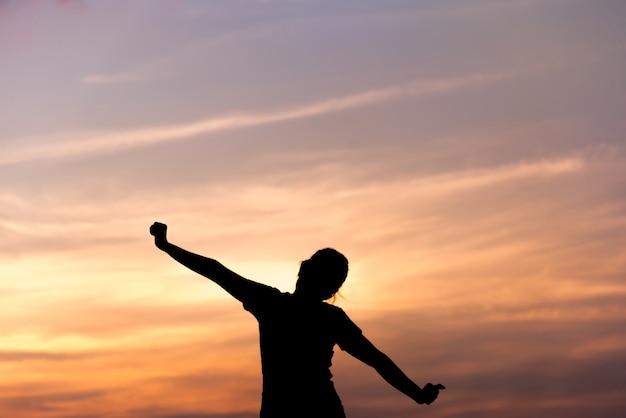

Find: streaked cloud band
<box><xmin>2</xmin><ymin>72</ymin><xmax>512</xmax><ymax>166</ymax></box>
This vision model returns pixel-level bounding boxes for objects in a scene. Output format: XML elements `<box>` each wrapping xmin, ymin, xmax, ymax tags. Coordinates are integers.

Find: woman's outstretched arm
<box><xmin>150</xmin><ymin>222</ymin><xmax>272</xmax><ymax>303</ymax></box>
<box><xmin>341</xmin><ymin>333</ymin><xmax>444</xmax><ymax>405</ymax></box>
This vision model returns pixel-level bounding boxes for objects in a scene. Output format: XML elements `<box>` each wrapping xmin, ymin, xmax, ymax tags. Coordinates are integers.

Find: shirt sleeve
<box><xmin>334</xmin><ymin>308</ymin><xmax>363</xmax><ymax>351</ymax></box>
<box><xmin>241</xmin><ymin>284</ymin><xmax>282</xmax><ymax>317</ymax></box>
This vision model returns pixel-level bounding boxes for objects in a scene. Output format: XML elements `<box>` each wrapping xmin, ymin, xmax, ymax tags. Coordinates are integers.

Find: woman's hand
<box><xmin>150</xmin><ymin>222</ymin><xmax>169</xmax><ymax>250</ymax></box>
<box><xmin>417</xmin><ymin>383</ymin><xmax>445</xmax><ymax>405</ymax></box>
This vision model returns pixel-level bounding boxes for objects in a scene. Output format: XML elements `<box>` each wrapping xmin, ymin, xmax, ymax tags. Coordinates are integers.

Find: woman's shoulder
<box><xmin>320</xmin><ymin>301</ymin><xmax>351</xmax><ymax>318</ymax></box>
<box><xmin>242</xmin><ymin>285</ymin><xmax>284</xmax><ymax>314</ymax></box>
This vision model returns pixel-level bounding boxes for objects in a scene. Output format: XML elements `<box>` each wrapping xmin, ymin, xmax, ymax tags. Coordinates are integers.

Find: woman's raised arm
<box><xmin>150</xmin><ymin>222</ymin><xmax>272</xmax><ymax>303</ymax></box>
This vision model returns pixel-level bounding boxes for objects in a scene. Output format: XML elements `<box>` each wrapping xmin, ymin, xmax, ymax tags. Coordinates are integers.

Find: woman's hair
<box><xmin>297</xmin><ymin>248</ymin><xmax>349</xmax><ymax>301</ymax></box>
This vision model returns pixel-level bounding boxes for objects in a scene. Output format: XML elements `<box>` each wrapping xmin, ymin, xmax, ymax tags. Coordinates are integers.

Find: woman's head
<box><xmin>295</xmin><ymin>248</ymin><xmax>349</xmax><ymax>301</ymax></box>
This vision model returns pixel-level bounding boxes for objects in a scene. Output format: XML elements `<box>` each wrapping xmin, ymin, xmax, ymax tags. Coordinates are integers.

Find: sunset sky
<box><xmin>2</xmin><ymin>0</ymin><xmax>626</xmax><ymax>417</ymax></box>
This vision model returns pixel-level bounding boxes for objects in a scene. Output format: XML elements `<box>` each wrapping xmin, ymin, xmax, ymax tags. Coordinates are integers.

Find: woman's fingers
<box><xmin>150</xmin><ymin>222</ymin><xmax>167</xmax><ymax>236</ymax></box>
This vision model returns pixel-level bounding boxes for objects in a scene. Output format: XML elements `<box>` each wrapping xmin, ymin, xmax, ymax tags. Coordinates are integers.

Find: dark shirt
<box><xmin>243</xmin><ymin>286</ymin><xmax>362</xmax><ymax>418</ymax></box>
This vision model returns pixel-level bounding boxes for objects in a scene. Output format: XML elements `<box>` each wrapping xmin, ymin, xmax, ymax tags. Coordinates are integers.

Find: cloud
<box><xmin>150</xmin><ymin>413</ymin><xmax>257</xmax><ymax>418</ymax></box>
<box><xmin>0</xmin><ymin>390</ymin><xmax>103</xmax><ymax>413</ymax></box>
<box><xmin>0</xmin><ymin>350</ymin><xmax>87</xmax><ymax>362</ymax></box>
<box><xmin>0</xmin><ymin>152</ymin><xmax>588</xmax><ymax>265</ymax></box>
<box><xmin>80</xmin><ymin>73</ymin><xmax>142</xmax><ymax>85</ymax></box>
<box><xmin>2</xmin><ymin>72</ymin><xmax>513</xmax><ymax>166</ymax></box>
<box><xmin>0</xmin><ymin>151</ymin><xmax>590</xmax><ymax>269</ymax></box>
<box><xmin>7</xmin><ymin>299</ymin><xmax>255</xmax><ymax>340</ymax></box>
<box><xmin>331</xmin><ymin>305</ymin><xmax>626</xmax><ymax>418</ymax></box>
<box><xmin>369</xmin><ymin>155</ymin><xmax>585</xmax><ymax>196</ymax></box>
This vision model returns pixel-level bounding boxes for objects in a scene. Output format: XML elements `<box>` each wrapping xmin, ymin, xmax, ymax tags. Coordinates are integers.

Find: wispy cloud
<box><xmin>80</xmin><ymin>73</ymin><xmax>143</xmax><ymax>85</ymax></box>
<box><xmin>0</xmin><ymin>152</ymin><xmax>587</xmax><ymax>261</ymax></box>
<box><xmin>406</xmin><ymin>156</ymin><xmax>585</xmax><ymax>193</ymax></box>
<box><xmin>3</xmin><ymin>72</ymin><xmax>513</xmax><ymax>166</ymax></box>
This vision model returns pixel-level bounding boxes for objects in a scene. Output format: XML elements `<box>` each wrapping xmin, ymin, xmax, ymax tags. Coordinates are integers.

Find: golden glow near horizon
<box><xmin>2</xmin><ymin>1</ymin><xmax>626</xmax><ymax>417</ymax></box>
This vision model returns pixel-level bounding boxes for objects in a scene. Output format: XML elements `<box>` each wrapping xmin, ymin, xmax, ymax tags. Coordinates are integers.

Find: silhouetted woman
<box><xmin>150</xmin><ymin>222</ymin><xmax>444</xmax><ymax>418</ymax></box>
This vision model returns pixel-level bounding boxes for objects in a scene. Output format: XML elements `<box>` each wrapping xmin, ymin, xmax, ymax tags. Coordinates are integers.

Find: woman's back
<box><xmin>243</xmin><ymin>288</ymin><xmax>362</xmax><ymax>417</ymax></box>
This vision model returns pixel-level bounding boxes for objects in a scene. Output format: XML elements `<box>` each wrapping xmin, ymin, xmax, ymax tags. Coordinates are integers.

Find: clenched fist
<box><xmin>150</xmin><ymin>222</ymin><xmax>168</xmax><ymax>250</ymax></box>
